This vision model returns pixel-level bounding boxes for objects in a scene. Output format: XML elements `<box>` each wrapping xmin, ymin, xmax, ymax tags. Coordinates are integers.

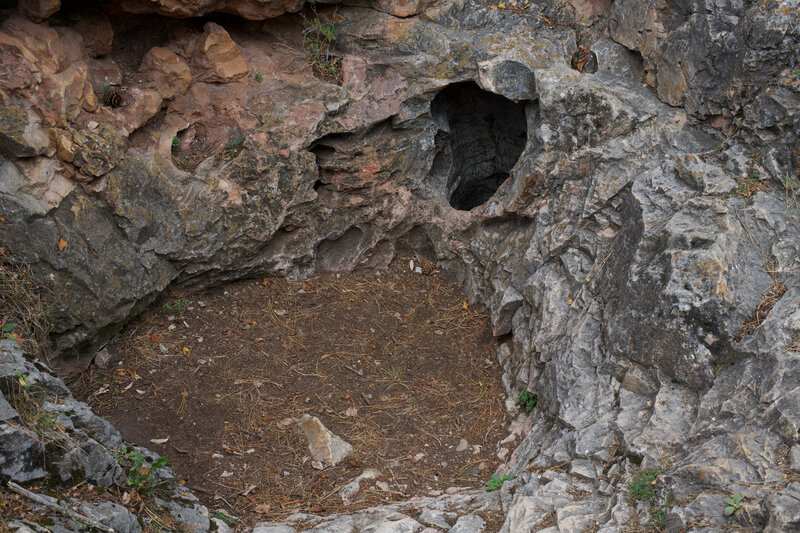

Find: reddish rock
<box><xmin>35</xmin><ymin>64</ymin><xmax>91</xmax><ymax>124</ymax></box>
<box><xmin>115</xmin><ymin>0</ymin><xmax>305</xmax><ymax>20</ymax></box>
<box><xmin>191</xmin><ymin>23</ymin><xmax>249</xmax><ymax>84</ymax></box>
<box><xmin>70</xmin><ymin>9</ymin><xmax>113</xmax><ymax>57</ymax></box>
<box><xmin>17</xmin><ymin>0</ymin><xmax>60</xmax><ymax>22</ymax></box>
<box><xmin>372</xmin><ymin>0</ymin><xmax>431</xmax><ymax>18</ymax></box>
<box><xmin>139</xmin><ymin>47</ymin><xmax>192</xmax><ymax>100</ymax></box>
<box><xmin>1</xmin><ymin>16</ymin><xmax>65</xmax><ymax>77</ymax></box>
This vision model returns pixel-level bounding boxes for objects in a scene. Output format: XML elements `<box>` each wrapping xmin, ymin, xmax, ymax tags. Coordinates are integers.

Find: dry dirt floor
<box><xmin>73</xmin><ymin>259</ymin><xmax>511</xmax><ymax>529</ymax></box>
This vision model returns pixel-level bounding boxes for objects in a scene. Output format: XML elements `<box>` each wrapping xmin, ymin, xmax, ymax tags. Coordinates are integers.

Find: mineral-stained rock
<box><xmin>191</xmin><ymin>23</ymin><xmax>249</xmax><ymax>83</ymax></box>
<box><xmin>139</xmin><ymin>47</ymin><xmax>192</xmax><ymax>100</ymax></box>
<box><xmin>0</xmin><ymin>96</ymin><xmax>52</xmax><ymax>158</ymax></box>
<box><xmin>299</xmin><ymin>414</ymin><xmax>353</xmax><ymax>466</ymax></box>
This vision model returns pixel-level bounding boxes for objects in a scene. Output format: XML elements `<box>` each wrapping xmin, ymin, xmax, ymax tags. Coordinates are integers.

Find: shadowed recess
<box><xmin>430</xmin><ymin>82</ymin><xmax>527</xmax><ymax>211</ymax></box>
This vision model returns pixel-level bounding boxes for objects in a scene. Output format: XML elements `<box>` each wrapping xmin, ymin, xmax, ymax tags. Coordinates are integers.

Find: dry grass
<box><xmin>0</xmin><ymin>252</ymin><xmax>52</xmax><ymax>362</ymax></box>
<box><xmin>735</xmin><ymin>278</ymin><xmax>787</xmax><ymax>341</ymax></box>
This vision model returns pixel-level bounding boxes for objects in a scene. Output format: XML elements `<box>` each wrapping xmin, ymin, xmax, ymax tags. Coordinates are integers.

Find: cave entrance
<box><xmin>430</xmin><ymin>82</ymin><xmax>528</xmax><ymax>211</ymax></box>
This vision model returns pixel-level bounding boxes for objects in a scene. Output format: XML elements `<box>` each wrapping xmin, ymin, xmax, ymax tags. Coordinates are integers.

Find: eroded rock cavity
<box><xmin>430</xmin><ymin>82</ymin><xmax>528</xmax><ymax>211</ymax></box>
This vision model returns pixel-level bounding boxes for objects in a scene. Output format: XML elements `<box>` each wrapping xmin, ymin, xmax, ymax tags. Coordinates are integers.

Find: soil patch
<box><xmin>73</xmin><ymin>260</ymin><xmax>510</xmax><ymax>528</ymax></box>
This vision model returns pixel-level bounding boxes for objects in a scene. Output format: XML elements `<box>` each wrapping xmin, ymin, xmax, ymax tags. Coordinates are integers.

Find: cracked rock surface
<box><xmin>1</xmin><ymin>0</ymin><xmax>799</xmax><ymax>531</ymax></box>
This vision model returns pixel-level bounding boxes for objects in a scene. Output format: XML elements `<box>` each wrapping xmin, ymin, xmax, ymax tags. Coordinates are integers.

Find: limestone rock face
<box><xmin>0</xmin><ymin>0</ymin><xmax>799</xmax><ymax>530</ymax></box>
<box><xmin>610</xmin><ymin>0</ymin><xmax>800</xmax><ymax>119</ymax></box>
<box><xmin>298</xmin><ymin>414</ymin><xmax>353</xmax><ymax>466</ymax></box>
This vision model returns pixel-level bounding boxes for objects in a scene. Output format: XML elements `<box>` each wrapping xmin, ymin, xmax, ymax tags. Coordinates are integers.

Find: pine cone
<box><xmin>103</xmin><ymin>87</ymin><xmax>123</xmax><ymax>108</ymax></box>
<box><xmin>418</xmin><ymin>258</ymin><xmax>438</xmax><ymax>276</ymax></box>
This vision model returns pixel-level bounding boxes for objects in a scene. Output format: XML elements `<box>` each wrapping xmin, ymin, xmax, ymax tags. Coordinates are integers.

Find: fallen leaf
<box><xmin>462</xmin><ymin>301</ymin><xmax>468</xmax><ymax>310</ymax></box>
<box><xmin>182</xmin><ymin>346</ymin><xmax>191</xmax><ymax>355</ymax></box>
<box><xmin>136</xmin><ymin>389</ymin><xmax>147</xmax><ymax>395</ymax></box>
<box><xmin>277</xmin><ymin>417</ymin><xmax>296</xmax><ymax>428</ymax></box>
<box><xmin>150</xmin><ymin>437</ymin><xmax>169</xmax><ymax>444</ymax></box>
<box><xmin>254</xmin><ymin>503</ymin><xmax>271</xmax><ymax>514</ymax></box>
<box><xmin>122</xmin><ymin>382</ymin><xmax>133</xmax><ymax>392</ymax></box>
<box><xmin>57</xmin><ymin>238</ymin><xmax>67</xmax><ymax>251</ymax></box>
<box><xmin>311</xmin><ymin>460</ymin><xmax>324</xmax><ymax>470</ymax></box>
<box><xmin>345</xmin><ymin>407</ymin><xmax>358</xmax><ymax>417</ymax></box>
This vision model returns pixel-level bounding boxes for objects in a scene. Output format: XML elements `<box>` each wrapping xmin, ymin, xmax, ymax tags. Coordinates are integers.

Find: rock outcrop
<box><xmin>1</xmin><ymin>0</ymin><xmax>799</xmax><ymax>531</ymax></box>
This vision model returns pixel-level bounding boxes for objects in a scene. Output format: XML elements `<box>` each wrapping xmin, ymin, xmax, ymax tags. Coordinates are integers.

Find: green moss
<box><xmin>629</xmin><ymin>468</ymin><xmax>661</xmax><ymax>501</ymax></box>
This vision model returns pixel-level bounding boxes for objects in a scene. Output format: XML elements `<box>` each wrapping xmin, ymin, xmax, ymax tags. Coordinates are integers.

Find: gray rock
<box><xmin>765</xmin><ymin>483</ymin><xmax>800</xmax><ymax>533</ymax></box>
<box><xmin>416</xmin><ymin>509</ymin><xmax>451</xmax><ymax>530</ymax></box>
<box><xmin>448</xmin><ymin>515</ymin><xmax>484</xmax><ymax>532</ymax></box>
<box><xmin>154</xmin><ymin>485</ymin><xmax>210</xmax><ymax>533</ymax></box>
<box><xmin>252</xmin><ymin>524</ymin><xmax>297</xmax><ymax>533</ymax></box>
<box><xmin>78</xmin><ymin>501</ymin><xmax>142</xmax><ymax>533</ymax></box>
<box><xmin>210</xmin><ymin>518</ymin><xmax>234</xmax><ymax>533</ymax></box>
<box><xmin>0</xmin><ymin>423</ymin><xmax>47</xmax><ymax>482</ymax></box>
<box><xmin>55</xmin><ymin>436</ymin><xmax>123</xmax><ymax>486</ymax></box>
<box><xmin>0</xmin><ymin>391</ymin><xmax>18</xmax><ymax>421</ymax></box>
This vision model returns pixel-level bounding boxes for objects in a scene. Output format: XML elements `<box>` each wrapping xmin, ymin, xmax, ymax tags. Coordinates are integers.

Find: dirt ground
<box><xmin>73</xmin><ymin>259</ymin><xmax>511</xmax><ymax>529</ymax></box>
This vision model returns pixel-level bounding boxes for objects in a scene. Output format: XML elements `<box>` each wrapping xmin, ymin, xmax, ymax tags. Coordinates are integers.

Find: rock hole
<box><xmin>430</xmin><ymin>82</ymin><xmax>528</xmax><ymax>211</ymax></box>
<box><xmin>570</xmin><ymin>47</ymin><xmax>599</xmax><ymax>74</ymax></box>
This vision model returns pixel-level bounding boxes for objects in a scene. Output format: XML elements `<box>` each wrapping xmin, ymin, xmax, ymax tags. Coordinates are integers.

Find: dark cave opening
<box><xmin>430</xmin><ymin>82</ymin><xmax>528</xmax><ymax>211</ymax></box>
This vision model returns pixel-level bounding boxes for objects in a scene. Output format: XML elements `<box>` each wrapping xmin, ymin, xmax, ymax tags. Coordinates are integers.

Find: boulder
<box><xmin>298</xmin><ymin>414</ymin><xmax>353</xmax><ymax>466</ymax></box>
<box><xmin>191</xmin><ymin>23</ymin><xmax>249</xmax><ymax>83</ymax></box>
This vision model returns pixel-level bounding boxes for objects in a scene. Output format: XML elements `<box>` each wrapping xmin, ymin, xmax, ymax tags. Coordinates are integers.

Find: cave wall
<box><xmin>1</xmin><ymin>0</ymin><xmax>800</xmax><ymax>531</ymax></box>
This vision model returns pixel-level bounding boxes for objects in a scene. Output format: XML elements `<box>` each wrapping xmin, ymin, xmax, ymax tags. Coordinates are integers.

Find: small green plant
<box><xmin>162</xmin><ymin>298</ymin><xmax>188</xmax><ymax>313</ymax></box>
<box><xmin>2</xmin><ymin>314</ymin><xmax>21</xmax><ymax>345</ymax></box>
<box><xmin>486</xmin><ymin>473</ymin><xmax>514</xmax><ymax>491</ymax></box>
<box><xmin>210</xmin><ymin>511</ymin><xmax>239</xmax><ymax>525</ymax></box>
<box><xmin>793</xmin><ymin>68</ymin><xmax>800</xmax><ymax>78</ymax></box>
<box><xmin>723</xmin><ymin>493</ymin><xmax>744</xmax><ymax>516</ymax></box>
<box><xmin>172</xmin><ymin>135</ymin><xmax>180</xmax><ymax>148</ymax></box>
<box><xmin>225</xmin><ymin>136</ymin><xmax>245</xmax><ymax>158</ymax></box>
<box><xmin>15</xmin><ymin>371</ymin><xmax>31</xmax><ymax>398</ymax></box>
<box><xmin>731</xmin><ymin>175</ymin><xmax>768</xmax><ymax>199</ymax></box>
<box><xmin>302</xmin><ymin>3</ymin><xmax>339</xmax><ymax>81</ymax></box>
<box><xmin>116</xmin><ymin>447</ymin><xmax>169</xmax><ymax>494</ymax></box>
<box><xmin>649</xmin><ymin>494</ymin><xmax>671</xmax><ymax>529</ymax></box>
<box><xmin>255</xmin><ymin>73</ymin><xmax>263</xmax><ymax>83</ymax></box>
<box><xmin>516</xmin><ymin>390</ymin><xmax>537</xmax><ymax>412</ymax></box>
<box><xmin>629</xmin><ymin>468</ymin><xmax>660</xmax><ymax>502</ymax></box>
